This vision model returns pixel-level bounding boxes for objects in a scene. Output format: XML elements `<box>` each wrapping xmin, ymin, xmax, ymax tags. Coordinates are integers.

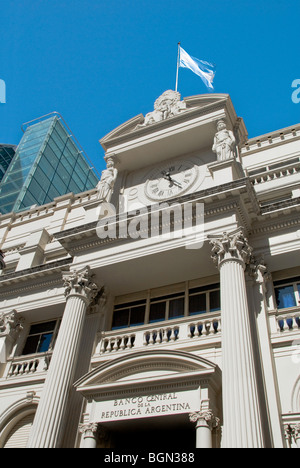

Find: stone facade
<box><xmin>0</xmin><ymin>92</ymin><xmax>299</xmax><ymax>448</ymax></box>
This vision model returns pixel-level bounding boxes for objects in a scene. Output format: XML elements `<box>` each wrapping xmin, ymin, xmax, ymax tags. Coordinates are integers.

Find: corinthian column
<box><xmin>27</xmin><ymin>266</ymin><xmax>100</xmax><ymax>448</ymax></box>
<box><xmin>189</xmin><ymin>406</ymin><xmax>220</xmax><ymax>448</ymax></box>
<box><xmin>208</xmin><ymin>228</ymin><xmax>264</xmax><ymax>448</ymax></box>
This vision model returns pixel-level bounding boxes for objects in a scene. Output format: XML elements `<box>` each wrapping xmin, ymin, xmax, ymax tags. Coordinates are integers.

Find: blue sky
<box><xmin>0</xmin><ymin>0</ymin><xmax>299</xmax><ymax>175</ymax></box>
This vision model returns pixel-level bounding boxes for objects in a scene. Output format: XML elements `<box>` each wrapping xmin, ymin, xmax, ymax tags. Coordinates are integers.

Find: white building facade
<box><xmin>0</xmin><ymin>92</ymin><xmax>299</xmax><ymax>449</ymax></box>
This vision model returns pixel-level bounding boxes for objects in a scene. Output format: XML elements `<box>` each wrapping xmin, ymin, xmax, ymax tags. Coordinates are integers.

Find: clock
<box><xmin>144</xmin><ymin>160</ymin><xmax>198</xmax><ymax>201</ymax></box>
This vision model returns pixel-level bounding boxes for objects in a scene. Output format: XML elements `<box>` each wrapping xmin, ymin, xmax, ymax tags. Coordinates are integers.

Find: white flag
<box><xmin>179</xmin><ymin>46</ymin><xmax>215</xmax><ymax>90</ymax></box>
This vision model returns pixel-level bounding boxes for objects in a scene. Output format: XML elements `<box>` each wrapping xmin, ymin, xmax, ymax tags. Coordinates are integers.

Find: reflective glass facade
<box><xmin>0</xmin><ymin>115</ymin><xmax>99</xmax><ymax>214</ymax></box>
<box><xmin>0</xmin><ymin>144</ymin><xmax>16</xmax><ymax>183</ymax></box>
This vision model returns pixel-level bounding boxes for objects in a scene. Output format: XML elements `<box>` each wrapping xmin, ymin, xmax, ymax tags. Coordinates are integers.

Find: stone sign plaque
<box><xmin>93</xmin><ymin>390</ymin><xmax>200</xmax><ymax>423</ymax></box>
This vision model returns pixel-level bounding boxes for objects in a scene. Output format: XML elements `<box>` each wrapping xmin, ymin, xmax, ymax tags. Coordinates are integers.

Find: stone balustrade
<box><xmin>5</xmin><ymin>352</ymin><xmax>52</xmax><ymax>378</ymax></box>
<box><xmin>277</xmin><ymin>314</ymin><xmax>300</xmax><ymax>333</ymax></box>
<box><xmin>96</xmin><ymin>312</ymin><xmax>222</xmax><ymax>356</ymax></box>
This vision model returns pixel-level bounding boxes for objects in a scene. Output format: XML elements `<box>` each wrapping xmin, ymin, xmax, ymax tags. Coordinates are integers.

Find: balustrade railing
<box><xmin>249</xmin><ymin>158</ymin><xmax>300</xmax><ymax>186</ymax></box>
<box><xmin>277</xmin><ymin>313</ymin><xmax>300</xmax><ymax>333</ymax></box>
<box><xmin>96</xmin><ymin>312</ymin><xmax>222</xmax><ymax>356</ymax></box>
<box><xmin>5</xmin><ymin>353</ymin><xmax>52</xmax><ymax>378</ymax></box>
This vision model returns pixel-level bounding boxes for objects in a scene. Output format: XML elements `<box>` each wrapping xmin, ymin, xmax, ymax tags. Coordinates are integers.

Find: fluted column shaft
<box><xmin>209</xmin><ymin>228</ymin><xmax>264</xmax><ymax>448</ymax></box>
<box><xmin>27</xmin><ymin>267</ymin><xmax>99</xmax><ymax>448</ymax></box>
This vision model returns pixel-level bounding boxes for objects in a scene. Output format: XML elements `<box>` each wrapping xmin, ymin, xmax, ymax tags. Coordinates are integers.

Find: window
<box><xmin>111</xmin><ymin>282</ymin><xmax>221</xmax><ymax>330</ymax></box>
<box><xmin>274</xmin><ymin>277</ymin><xmax>300</xmax><ymax>309</ymax></box>
<box><xmin>189</xmin><ymin>283</ymin><xmax>220</xmax><ymax>315</ymax></box>
<box><xmin>22</xmin><ymin>320</ymin><xmax>60</xmax><ymax>356</ymax></box>
<box><xmin>112</xmin><ymin>300</ymin><xmax>146</xmax><ymax>330</ymax></box>
<box><xmin>149</xmin><ymin>292</ymin><xmax>185</xmax><ymax>323</ymax></box>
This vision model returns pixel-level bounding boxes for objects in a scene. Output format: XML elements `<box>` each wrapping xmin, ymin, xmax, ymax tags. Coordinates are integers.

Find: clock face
<box><xmin>145</xmin><ymin>160</ymin><xmax>198</xmax><ymax>201</ymax></box>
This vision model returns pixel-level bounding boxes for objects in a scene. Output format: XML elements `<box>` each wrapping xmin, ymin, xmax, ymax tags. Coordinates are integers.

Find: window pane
<box><xmin>210</xmin><ymin>290</ymin><xmax>220</xmax><ymax>312</ymax></box>
<box><xmin>29</xmin><ymin>321</ymin><xmax>56</xmax><ymax>335</ymax></box>
<box><xmin>22</xmin><ymin>335</ymin><xmax>40</xmax><ymax>355</ymax></box>
<box><xmin>149</xmin><ymin>302</ymin><xmax>166</xmax><ymax>323</ymax></box>
<box><xmin>112</xmin><ymin>309</ymin><xmax>130</xmax><ymax>329</ymax></box>
<box><xmin>130</xmin><ymin>305</ymin><xmax>145</xmax><ymax>326</ymax></box>
<box><xmin>189</xmin><ymin>293</ymin><xmax>206</xmax><ymax>315</ymax></box>
<box><xmin>275</xmin><ymin>286</ymin><xmax>296</xmax><ymax>309</ymax></box>
<box><xmin>169</xmin><ymin>298</ymin><xmax>184</xmax><ymax>319</ymax></box>
<box><xmin>38</xmin><ymin>333</ymin><xmax>53</xmax><ymax>353</ymax></box>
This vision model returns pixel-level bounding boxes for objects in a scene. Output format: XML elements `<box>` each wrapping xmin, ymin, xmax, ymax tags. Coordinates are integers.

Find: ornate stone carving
<box><xmin>79</xmin><ymin>422</ymin><xmax>98</xmax><ymax>436</ymax></box>
<box><xmin>212</xmin><ymin>119</ymin><xmax>237</xmax><ymax>161</ymax></box>
<box><xmin>0</xmin><ymin>310</ymin><xmax>24</xmax><ymax>339</ymax></box>
<box><xmin>96</xmin><ymin>156</ymin><xmax>118</xmax><ymax>203</ymax></box>
<box><xmin>138</xmin><ymin>90</ymin><xmax>192</xmax><ymax>127</ymax></box>
<box><xmin>208</xmin><ymin>227</ymin><xmax>253</xmax><ymax>268</ymax></box>
<box><xmin>246</xmin><ymin>255</ymin><xmax>272</xmax><ymax>289</ymax></box>
<box><xmin>0</xmin><ymin>250</ymin><xmax>5</xmax><ymax>270</ymax></box>
<box><xmin>62</xmin><ymin>267</ymin><xmax>99</xmax><ymax>304</ymax></box>
<box><xmin>284</xmin><ymin>423</ymin><xmax>300</xmax><ymax>447</ymax></box>
<box><xmin>87</xmin><ymin>285</ymin><xmax>107</xmax><ymax>315</ymax></box>
<box><xmin>189</xmin><ymin>410</ymin><xmax>220</xmax><ymax>431</ymax></box>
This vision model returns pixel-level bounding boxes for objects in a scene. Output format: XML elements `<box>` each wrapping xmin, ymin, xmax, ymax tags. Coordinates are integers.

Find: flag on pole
<box><xmin>179</xmin><ymin>46</ymin><xmax>216</xmax><ymax>90</ymax></box>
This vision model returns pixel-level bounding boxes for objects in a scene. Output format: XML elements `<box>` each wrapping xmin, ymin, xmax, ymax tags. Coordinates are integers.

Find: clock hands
<box><xmin>161</xmin><ymin>171</ymin><xmax>182</xmax><ymax>189</ymax></box>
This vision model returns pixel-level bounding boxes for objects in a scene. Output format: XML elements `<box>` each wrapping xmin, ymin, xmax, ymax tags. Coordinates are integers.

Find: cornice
<box><xmin>260</xmin><ymin>197</ymin><xmax>300</xmax><ymax>215</ymax></box>
<box><xmin>250</xmin><ymin>212</ymin><xmax>300</xmax><ymax>236</ymax></box>
<box><xmin>242</xmin><ymin>123</ymin><xmax>300</xmax><ymax>155</ymax></box>
<box><xmin>53</xmin><ymin>178</ymin><xmax>255</xmax><ymax>252</ymax></box>
<box><xmin>0</xmin><ymin>257</ymin><xmax>73</xmax><ymax>292</ymax></box>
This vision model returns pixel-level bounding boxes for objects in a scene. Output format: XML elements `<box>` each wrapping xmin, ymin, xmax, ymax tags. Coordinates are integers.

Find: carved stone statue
<box><xmin>138</xmin><ymin>90</ymin><xmax>191</xmax><ymax>127</ymax></box>
<box><xmin>96</xmin><ymin>156</ymin><xmax>118</xmax><ymax>203</ymax></box>
<box><xmin>212</xmin><ymin>120</ymin><xmax>237</xmax><ymax>161</ymax></box>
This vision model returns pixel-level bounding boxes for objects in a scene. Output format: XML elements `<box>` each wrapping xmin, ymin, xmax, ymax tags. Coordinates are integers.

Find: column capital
<box><xmin>208</xmin><ymin>227</ymin><xmax>253</xmax><ymax>269</ymax></box>
<box><xmin>189</xmin><ymin>410</ymin><xmax>220</xmax><ymax>431</ymax></box>
<box><xmin>290</xmin><ymin>423</ymin><xmax>300</xmax><ymax>440</ymax></box>
<box><xmin>79</xmin><ymin>422</ymin><xmax>98</xmax><ymax>436</ymax></box>
<box><xmin>62</xmin><ymin>266</ymin><xmax>100</xmax><ymax>305</ymax></box>
<box><xmin>284</xmin><ymin>423</ymin><xmax>300</xmax><ymax>447</ymax></box>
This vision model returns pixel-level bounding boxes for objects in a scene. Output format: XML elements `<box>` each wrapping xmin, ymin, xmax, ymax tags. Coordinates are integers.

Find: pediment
<box><xmin>100</xmin><ymin>92</ymin><xmax>235</xmax><ymax>150</ymax></box>
<box><xmin>75</xmin><ymin>350</ymin><xmax>221</xmax><ymax>396</ymax></box>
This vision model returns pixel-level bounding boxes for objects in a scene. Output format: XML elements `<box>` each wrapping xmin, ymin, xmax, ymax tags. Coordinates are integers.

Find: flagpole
<box><xmin>175</xmin><ymin>42</ymin><xmax>180</xmax><ymax>93</ymax></box>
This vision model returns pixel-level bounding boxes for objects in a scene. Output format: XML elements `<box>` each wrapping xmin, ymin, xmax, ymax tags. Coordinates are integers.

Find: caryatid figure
<box><xmin>212</xmin><ymin>120</ymin><xmax>237</xmax><ymax>161</ymax></box>
<box><xmin>96</xmin><ymin>156</ymin><xmax>118</xmax><ymax>203</ymax></box>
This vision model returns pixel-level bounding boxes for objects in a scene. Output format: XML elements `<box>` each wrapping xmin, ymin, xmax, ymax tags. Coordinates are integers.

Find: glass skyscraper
<box><xmin>0</xmin><ymin>113</ymin><xmax>99</xmax><ymax>215</ymax></box>
<box><xmin>0</xmin><ymin>144</ymin><xmax>16</xmax><ymax>183</ymax></box>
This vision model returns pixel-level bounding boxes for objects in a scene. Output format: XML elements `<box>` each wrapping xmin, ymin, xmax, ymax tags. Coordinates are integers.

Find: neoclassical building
<box><xmin>0</xmin><ymin>91</ymin><xmax>299</xmax><ymax>449</ymax></box>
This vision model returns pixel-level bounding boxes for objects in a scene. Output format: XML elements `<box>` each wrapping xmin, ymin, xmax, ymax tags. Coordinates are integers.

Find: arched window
<box><xmin>2</xmin><ymin>412</ymin><xmax>35</xmax><ymax>448</ymax></box>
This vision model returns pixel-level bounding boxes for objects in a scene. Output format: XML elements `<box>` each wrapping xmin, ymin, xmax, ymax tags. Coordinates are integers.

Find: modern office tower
<box><xmin>0</xmin><ymin>144</ymin><xmax>16</xmax><ymax>183</ymax></box>
<box><xmin>0</xmin><ymin>92</ymin><xmax>299</xmax><ymax>449</ymax></box>
<box><xmin>0</xmin><ymin>113</ymin><xmax>99</xmax><ymax>215</ymax></box>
